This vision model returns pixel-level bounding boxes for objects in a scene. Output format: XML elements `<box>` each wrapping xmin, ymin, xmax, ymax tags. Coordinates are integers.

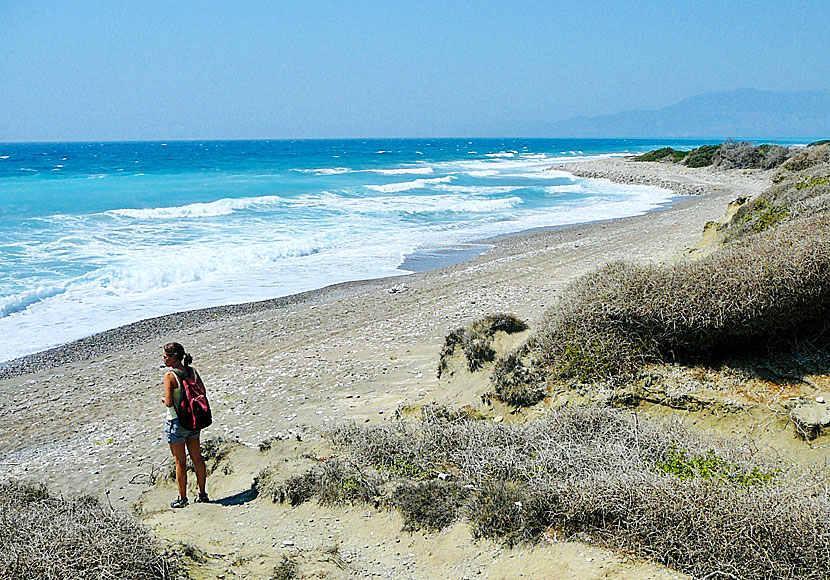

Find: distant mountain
<box><xmin>544</xmin><ymin>89</ymin><xmax>830</xmax><ymax>139</ymax></box>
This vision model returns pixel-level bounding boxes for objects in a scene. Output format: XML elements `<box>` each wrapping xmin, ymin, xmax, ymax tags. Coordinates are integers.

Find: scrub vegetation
<box><xmin>438</xmin><ymin>313</ymin><xmax>528</xmax><ymax>376</ymax></box>
<box><xmin>262</xmin><ymin>405</ymin><xmax>830</xmax><ymax>580</ymax></box>
<box><xmin>491</xmin><ymin>143</ymin><xmax>830</xmax><ymax>390</ymax></box>
<box><xmin>634</xmin><ymin>141</ymin><xmax>794</xmax><ymax>169</ymax></box>
<box><xmin>0</xmin><ymin>480</ymin><xmax>183</xmax><ymax>580</ymax></box>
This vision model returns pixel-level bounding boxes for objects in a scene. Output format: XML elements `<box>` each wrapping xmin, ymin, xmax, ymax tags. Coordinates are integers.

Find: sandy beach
<box><xmin>0</xmin><ymin>157</ymin><xmax>774</xmax><ymax>579</ymax></box>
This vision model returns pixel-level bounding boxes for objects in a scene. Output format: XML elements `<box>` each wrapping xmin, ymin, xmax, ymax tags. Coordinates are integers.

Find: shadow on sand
<box><xmin>213</xmin><ymin>487</ymin><xmax>258</xmax><ymax>506</ymax></box>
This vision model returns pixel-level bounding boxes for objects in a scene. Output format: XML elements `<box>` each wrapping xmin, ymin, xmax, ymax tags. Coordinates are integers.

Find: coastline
<box><xmin>0</xmin><ymin>156</ymin><xmax>772</xmax><ymax>579</ymax></box>
<box><xmin>0</xmin><ymin>155</ymin><xmax>769</xmax><ymax>498</ymax></box>
<box><xmin>0</xmin><ymin>157</ymin><xmax>761</xmax><ymax>379</ymax></box>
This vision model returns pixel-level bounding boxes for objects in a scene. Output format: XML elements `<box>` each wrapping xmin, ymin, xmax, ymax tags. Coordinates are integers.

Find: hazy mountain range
<box><xmin>539</xmin><ymin>89</ymin><xmax>830</xmax><ymax>139</ymax></box>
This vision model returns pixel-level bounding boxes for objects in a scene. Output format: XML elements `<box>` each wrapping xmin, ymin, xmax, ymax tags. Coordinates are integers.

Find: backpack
<box><xmin>171</xmin><ymin>367</ymin><xmax>213</xmax><ymax>431</ymax></box>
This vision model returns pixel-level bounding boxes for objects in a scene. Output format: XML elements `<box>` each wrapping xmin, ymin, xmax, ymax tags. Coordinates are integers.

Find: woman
<box><xmin>162</xmin><ymin>342</ymin><xmax>209</xmax><ymax>508</ymax></box>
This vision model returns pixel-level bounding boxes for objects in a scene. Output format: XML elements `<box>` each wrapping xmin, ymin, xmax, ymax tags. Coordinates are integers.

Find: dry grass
<box><xmin>304</xmin><ymin>406</ymin><xmax>830</xmax><ymax>579</ymax></box>
<box><xmin>0</xmin><ymin>480</ymin><xmax>181</xmax><ymax>580</ymax></box>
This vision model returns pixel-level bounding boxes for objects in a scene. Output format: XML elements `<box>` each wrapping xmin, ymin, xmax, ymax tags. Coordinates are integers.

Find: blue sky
<box><xmin>2</xmin><ymin>1</ymin><xmax>829</xmax><ymax>141</ymax></box>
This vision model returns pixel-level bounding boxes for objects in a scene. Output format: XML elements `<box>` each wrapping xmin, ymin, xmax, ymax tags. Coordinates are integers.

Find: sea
<box><xmin>0</xmin><ymin>138</ymin><xmax>722</xmax><ymax>363</ymax></box>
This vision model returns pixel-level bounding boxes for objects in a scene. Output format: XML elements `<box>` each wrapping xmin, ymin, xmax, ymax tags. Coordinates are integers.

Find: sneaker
<box><xmin>170</xmin><ymin>497</ymin><xmax>188</xmax><ymax>508</ymax></box>
<box><xmin>194</xmin><ymin>492</ymin><xmax>210</xmax><ymax>503</ymax></box>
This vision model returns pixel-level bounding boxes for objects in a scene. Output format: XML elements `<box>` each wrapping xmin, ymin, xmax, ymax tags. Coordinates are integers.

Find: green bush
<box><xmin>684</xmin><ymin>144</ymin><xmax>720</xmax><ymax>167</ymax></box>
<box><xmin>742</xmin><ymin>199</ymin><xmax>790</xmax><ymax>232</ymax></box>
<box><xmin>656</xmin><ymin>444</ymin><xmax>778</xmax><ymax>486</ymax></box>
<box><xmin>633</xmin><ymin>147</ymin><xmax>689</xmax><ymax>163</ymax></box>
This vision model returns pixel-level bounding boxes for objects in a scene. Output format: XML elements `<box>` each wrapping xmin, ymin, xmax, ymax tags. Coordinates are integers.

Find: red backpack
<box><xmin>171</xmin><ymin>367</ymin><xmax>213</xmax><ymax>431</ymax></box>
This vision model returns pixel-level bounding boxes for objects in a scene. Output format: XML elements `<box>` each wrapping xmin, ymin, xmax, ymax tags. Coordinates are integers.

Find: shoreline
<box><xmin>0</xmin><ymin>156</ymin><xmax>770</xmax><ymax>503</ymax></box>
<box><xmin>0</xmin><ymin>158</ymin><xmax>731</xmax><ymax>378</ymax></box>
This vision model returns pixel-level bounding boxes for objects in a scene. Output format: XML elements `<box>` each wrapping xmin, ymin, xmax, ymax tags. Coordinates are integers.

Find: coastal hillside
<box><xmin>3</xmin><ymin>146</ymin><xmax>830</xmax><ymax>579</ymax></box>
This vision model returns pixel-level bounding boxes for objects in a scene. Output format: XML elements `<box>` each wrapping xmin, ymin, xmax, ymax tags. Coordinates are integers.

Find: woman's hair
<box><xmin>163</xmin><ymin>342</ymin><xmax>193</xmax><ymax>366</ymax></box>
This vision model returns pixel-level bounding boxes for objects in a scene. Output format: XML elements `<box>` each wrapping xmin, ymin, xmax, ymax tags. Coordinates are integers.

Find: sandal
<box><xmin>194</xmin><ymin>492</ymin><xmax>210</xmax><ymax>503</ymax></box>
<box><xmin>170</xmin><ymin>497</ymin><xmax>188</xmax><ymax>508</ymax></box>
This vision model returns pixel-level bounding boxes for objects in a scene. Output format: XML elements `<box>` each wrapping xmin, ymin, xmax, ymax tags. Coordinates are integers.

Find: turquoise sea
<box><xmin>0</xmin><ymin>138</ymin><xmax>726</xmax><ymax>362</ymax></box>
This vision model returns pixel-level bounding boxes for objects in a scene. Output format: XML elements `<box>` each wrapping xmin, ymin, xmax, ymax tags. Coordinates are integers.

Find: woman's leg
<box><xmin>185</xmin><ymin>437</ymin><xmax>207</xmax><ymax>496</ymax></box>
<box><xmin>169</xmin><ymin>442</ymin><xmax>188</xmax><ymax>499</ymax></box>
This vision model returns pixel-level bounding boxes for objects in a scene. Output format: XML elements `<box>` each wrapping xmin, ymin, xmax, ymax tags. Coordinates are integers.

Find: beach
<box><xmin>0</xmin><ymin>157</ymin><xmax>771</xmax><ymax>579</ymax></box>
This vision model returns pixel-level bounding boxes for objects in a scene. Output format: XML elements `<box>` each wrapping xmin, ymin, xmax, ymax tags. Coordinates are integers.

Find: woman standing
<box><xmin>162</xmin><ymin>342</ymin><xmax>209</xmax><ymax>508</ymax></box>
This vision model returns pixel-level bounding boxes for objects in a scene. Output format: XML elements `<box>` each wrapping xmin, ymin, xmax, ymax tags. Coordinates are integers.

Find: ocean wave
<box><xmin>1</xmin><ymin>285</ymin><xmax>67</xmax><ymax>318</ymax></box>
<box><xmin>293</xmin><ymin>167</ymin><xmax>353</xmax><ymax>175</ymax></box>
<box><xmin>366</xmin><ymin>176</ymin><xmax>454</xmax><ymax>193</ymax></box>
<box><xmin>544</xmin><ymin>180</ymin><xmax>673</xmax><ymax>198</ymax></box>
<box><xmin>435</xmin><ymin>184</ymin><xmax>522</xmax><ymax>195</ymax></box>
<box><xmin>347</xmin><ymin>193</ymin><xmax>523</xmax><ymax>215</ymax></box>
<box><xmin>485</xmin><ymin>151</ymin><xmax>516</xmax><ymax>158</ymax></box>
<box><xmin>401</xmin><ymin>196</ymin><xmax>522</xmax><ymax>214</ymax></box>
<box><xmin>106</xmin><ymin>195</ymin><xmax>285</xmax><ymax>220</ymax></box>
<box><xmin>465</xmin><ymin>170</ymin><xmax>499</xmax><ymax>177</ymax></box>
<box><xmin>368</xmin><ymin>166</ymin><xmax>434</xmax><ymax>175</ymax></box>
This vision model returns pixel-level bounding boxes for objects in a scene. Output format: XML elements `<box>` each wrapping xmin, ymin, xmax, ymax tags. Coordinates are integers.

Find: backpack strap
<box><xmin>168</xmin><ymin>368</ymin><xmax>189</xmax><ymax>414</ymax></box>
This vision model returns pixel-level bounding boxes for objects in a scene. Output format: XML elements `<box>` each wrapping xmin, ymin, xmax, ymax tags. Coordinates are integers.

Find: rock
<box><xmin>791</xmin><ymin>396</ymin><xmax>830</xmax><ymax>439</ymax></box>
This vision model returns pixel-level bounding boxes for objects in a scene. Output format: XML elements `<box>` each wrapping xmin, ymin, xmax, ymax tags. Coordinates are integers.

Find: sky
<box><xmin>2</xmin><ymin>1</ymin><xmax>829</xmax><ymax>141</ymax></box>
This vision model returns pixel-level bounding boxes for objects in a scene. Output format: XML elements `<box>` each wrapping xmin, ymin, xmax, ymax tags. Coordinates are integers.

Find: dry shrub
<box><xmin>490</xmin><ymin>348</ymin><xmax>546</xmax><ymax>407</ymax></box>
<box><xmin>271</xmin><ymin>555</ymin><xmax>299</xmax><ymax>580</ymax></box>
<box><xmin>523</xmin><ymin>215</ymin><xmax>830</xmax><ymax>382</ymax></box>
<box><xmin>438</xmin><ymin>314</ymin><xmax>528</xmax><ymax>376</ymax></box>
<box><xmin>0</xmin><ymin>480</ymin><xmax>179</xmax><ymax>580</ymax></box>
<box><xmin>555</xmin><ymin>471</ymin><xmax>830</xmax><ymax>579</ymax></box>
<box><xmin>728</xmin><ymin>145</ymin><xmax>830</xmax><ymax>240</ymax></box>
<box><xmin>391</xmin><ymin>480</ymin><xmax>470</xmax><ymax>532</ymax></box>
<box><xmin>712</xmin><ymin>141</ymin><xmax>792</xmax><ymax>170</ymax></box>
<box><xmin>260</xmin><ymin>458</ymin><xmax>382</xmax><ymax>507</ymax></box>
<box><xmin>465</xmin><ymin>480</ymin><xmax>550</xmax><ymax>547</ymax></box>
<box><xmin>320</xmin><ymin>406</ymin><xmax>829</xmax><ymax>579</ymax></box>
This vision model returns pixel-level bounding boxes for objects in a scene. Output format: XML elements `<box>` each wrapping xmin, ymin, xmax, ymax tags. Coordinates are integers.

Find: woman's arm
<box><xmin>162</xmin><ymin>371</ymin><xmax>176</xmax><ymax>407</ymax></box>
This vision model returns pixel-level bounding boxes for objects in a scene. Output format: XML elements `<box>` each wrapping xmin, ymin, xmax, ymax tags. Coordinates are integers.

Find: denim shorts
<box><xmin>165</xmin><ymin>418</ymin><xmax>201</xmax><ymax>444</ymax></box>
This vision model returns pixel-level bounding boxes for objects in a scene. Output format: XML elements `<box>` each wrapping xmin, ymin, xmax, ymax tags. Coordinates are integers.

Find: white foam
<box><xmin>435</xmin><ymin>184</ymin><xmax>522</xmax><ymax>195</ymax></box>
<box><xmin>106</xmin><ymin>195</ymin><xmax>285</xmax><ymax>220</ymax></box>
<box><xmin>0</xmin><ymin>285</ymin><xmax>67</xmax><ymax>318</ymax></box>
<box><xmin>368</xmin><ymin>166</ymin><xmax>434</xmax><ymax>175</ymax></box>
<box><xmin>366</xmin><ymin>176</ymin><xmax>454</xmax><ymax>193</ymax></box>
<box><xmin>485</xmin><ymin>152</ymin><xmax>515</xmax><ymax>158</ymax></box>
<box><xmin>0</xmin><ymin>155</ymin><xmax>9</xmax><ymax>160</ymax></box>
<box><xmin>362</xmin><ymin>194</ymin><xmax>523</xmax><ymax>215</ymax></box>
<box><xmin>294</xmin><ymin>167</ymin><xmax>353</xmax><ymax>175</ymax></box>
